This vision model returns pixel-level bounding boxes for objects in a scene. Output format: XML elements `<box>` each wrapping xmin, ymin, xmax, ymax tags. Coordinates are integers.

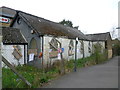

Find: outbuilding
<box><xmin>1</xmin><ymin>6</ymin><xmax>111</xmax><ymax>68</ymax></box>
<box><xmin>86</xmin><ymin>32</ymin><xmax>113</xmax><ymax>59</ymax></box>
<box><xmin>1</xmin><ymin>27</ymin><xmax>28</xmax><ymax>67</ymax></box>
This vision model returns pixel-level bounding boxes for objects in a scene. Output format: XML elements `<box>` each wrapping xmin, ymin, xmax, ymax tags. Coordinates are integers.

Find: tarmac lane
<box><xmin>43</xmin><ymin>56</ymin><xmax>119</xmax><ymax>88</ymax></box>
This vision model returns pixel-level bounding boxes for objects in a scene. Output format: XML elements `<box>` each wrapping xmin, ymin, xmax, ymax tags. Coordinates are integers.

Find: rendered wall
<box><xmin>43</xmin><ymin>36</ymin><xmax>90</xmax><ymax>65</ymax></box>
<box><xmin>1</xmin><ymin>44</ymin><xmax>26</xmax><ymax>67</ymax></box>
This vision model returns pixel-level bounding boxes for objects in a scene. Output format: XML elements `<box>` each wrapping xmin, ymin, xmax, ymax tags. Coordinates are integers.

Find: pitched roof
<box><xmin>86</xmin><ymin>32</ymin><xmax>112</xmax><ymax>41</ymax></box>
<box><xmin>0</xmin><ymin>6</ymin><xmax>17</xmax><ymax>18</ymax></box>
<box><xmin>1</xmin><ymin>27</ymin><xmax>27</xmax><ymax>44</ymax></box>
<box><xmin>18</xmin><ymin>12</ymin><xmax>88</xmax><ymax>40</ymax></box>
<box><xmin>0</xmin><ymin>6</ymin><xmax>89</xmax><ymax>40</ymax></box>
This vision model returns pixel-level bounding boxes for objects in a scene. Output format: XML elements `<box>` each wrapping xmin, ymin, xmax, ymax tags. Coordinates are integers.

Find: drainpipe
<box><xmin>27</xmin><ymin>44</ymin><xmax>29</xmax><ymax>63</ymax></box>
<box><xmin>41</xmin><ymin>36</ymin><xmax>44</xmax><ymax>70</ymax></box>
<box><xmin>60</xmin><ymin>42</ymin><xmax>65</xmax><ymax>75</ymax></box>
<box><xmin>82</xmin><ymin>40</ymin><xmax>85</xmax><ymax>58</ymax></box>
<box><xmin>24</xmin><ymin>44</ymin><xmax>26</xmax><ymax>64</ymax></box>
<box><xmin>92</xmin><ymin>41</ymin><xmax>93</xmax><ymax>54</ymax></box>
<box><xmin>74</xmin><ymin>37</ymin><xmax>78</xmax><ymax>72</ymax></box>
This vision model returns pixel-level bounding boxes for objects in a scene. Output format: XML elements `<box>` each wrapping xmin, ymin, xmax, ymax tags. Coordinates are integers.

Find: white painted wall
<box><xmin>92</xmin><ymin>41</ymin><xmax>105</xmax><ymax>53</ymax></box>
<box><xmin>43</xmin><ymin>36</ymin><xmax>76</xmax><ymax>65</ymax></box>
<box><xmin>84</xmin><ymin>41</ymin><xmax>91</xmax><ymax>57</ymax></box>
<box><xmin>76</xmin><ymin>40</ymin><xmax>84</xmax><ymax>59</ymax></box>
<box><xmin>43</xmin><ymin>36</ymin><xmax>92</xmax><ymax>65</ymax></box>
<box><xmin>1</xmin><ymin>44</ymin><xmax>26</xmax><ymax>67</ymax></box>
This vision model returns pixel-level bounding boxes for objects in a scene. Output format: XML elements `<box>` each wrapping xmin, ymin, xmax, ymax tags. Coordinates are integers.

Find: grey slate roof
<box><xmin>0</xmin><ymin>6</ymin><xmax>89</xmax><ymax>40</ymax></box>
<box><xmin>0</xmin><ymin>6</ymin><xmax>16</xmax><ymax>18</ymax></box>
<box><xmin>19</xmin><ymin>12</ymin><xmax>88</xmax><ymax>40</ymax></box>
<box><xmin>86</xmin><ymin>32</ymin><xmax>112</xmax><ymax>41</ymax></box>
<box><xmin>2</xmin><ymin>27</ymin><xmax>27</xmax><ymax>44</ymax></box>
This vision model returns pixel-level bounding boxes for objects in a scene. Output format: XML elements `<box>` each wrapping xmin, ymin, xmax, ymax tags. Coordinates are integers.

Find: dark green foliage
<box><xmin>65</xmin><ymin>60</ymin><xmax>74</xmax><ymax>72</ymax></box>
<box><xmin>113</xmin><ymin>44</ymin><xmax>120</xmax><ymax>56</ymax></box>
<box><xmin>93</xmin><ymin>43</ymin><xmax>108</xmax><ymax>64</ymax></box>
<box><xmin>59</xmin><ymin>19</ymin><xmax>73</xmax><ymax>27</ymax></box>
<box><xmin>2</xmin><ymin>65</ymin><xmax>59</xmax><ymax>88</ymax></box>
<box><xmin>59</xmin><ymin>19</ymin><xmax>79</xmax><ymax>29</ymax></box>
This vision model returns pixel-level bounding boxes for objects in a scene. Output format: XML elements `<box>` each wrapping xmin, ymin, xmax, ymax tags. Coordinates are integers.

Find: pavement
<box><xmin>43</xmin><ymin>56</ymin><xmax>119</xmax><ymax>88</ymax></box>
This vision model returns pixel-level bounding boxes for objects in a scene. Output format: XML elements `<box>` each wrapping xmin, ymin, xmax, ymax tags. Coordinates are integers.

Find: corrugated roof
<box><xmin>19</xmin><ymin>12</ymin><xmax>88</xmax><ymax>40</ymax></box>
<box><xmin>2</xmin><ymin>27</ymin><xmax>27</xmax><ymax>44</ymax></box>
<box><xmin>86</xmin><ymin>32</ymin><xmax>111</xmax><ymax>41</ymax></box>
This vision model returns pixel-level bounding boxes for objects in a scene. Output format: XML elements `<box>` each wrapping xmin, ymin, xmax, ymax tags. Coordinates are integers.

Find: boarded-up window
<box><xmin>68</xmin><ymin>40</ymin><xmax>74</xmax><ymax>56</ymax></box>
<box><xmin>12</xmin><ymin>45</ymin><xmax>22</xmax><ymax>60</ymax></box>
<box><xmin>88</xmin><ymin>41</ymin><xmax>91</xmax><ymax>53</ymax></box>
<box><xmin>49</xmin><ymin>38</ymin><xmax>60</xmax><ymax>58</ymax></box>
<box><xmin>28</xmin><ymin>49</ymin><xmax>37</xmax><ymax>56</ymax></box>
<box><xmin>50</xmin><ymin>38</ymin><xmax>58</xmax><ymax>51</ymax></box>
<box><xmin>105</xmin><ymin>41</ymin><xmax>107</xmax><ymax>49</ymax></box>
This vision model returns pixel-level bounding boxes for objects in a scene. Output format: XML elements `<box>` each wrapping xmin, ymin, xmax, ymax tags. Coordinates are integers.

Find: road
<box><xmin>43</xmin><ymin>56</ymin><xmax>119</xmax><ymax>88</ymax></box>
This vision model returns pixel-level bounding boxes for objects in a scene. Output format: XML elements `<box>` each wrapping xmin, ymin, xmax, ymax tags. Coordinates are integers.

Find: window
<box><xmin>105</xmin><ymin>41</ymin><xmax>107</xmax><ymax>49</ymax></box>
<box><xmin>68</xmin><ymin>40</ymin><xmax>74</xmax><ymax>56</ymax></box>
<box><xmin>30</xmin><ymin>38</ymin><xmax>37</xmax><ymax>49</ymax></box>
<box><xmin>88</xmin><ymin>41</ymin><xmax>91</xmax><ymax>53</ymax></box>
<box><xmin>49</xmin><ymin>38</ymin><xmax>59</xmax><ymax>51</ymax></box>
<box><xmin>28</xmin><ymin>38</ymin><xmax>38</xmax><ymax>57</ymax></box>
<box><xmin>12</xmin><ymin>45</ymin><xmax>22</xmax><ymax>60</ymax></box>
<box><xmin>17</xmin><ymin>17</ymin><xmax>22</xmax><ymax>24</ymax></box>
<box><xmin>80</xmin><ymin>40</ymin><xmax>84</xmax><ymax>54</ymax></box>
<box><xmin>49</xmin><ymin>38</ymin><xmax>60</xmax><ymax>58</ymax></box>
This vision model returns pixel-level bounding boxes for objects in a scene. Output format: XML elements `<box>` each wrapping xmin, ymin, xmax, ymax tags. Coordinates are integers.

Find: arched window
<box><xmin>28</xmin><ymin>38</ymin><xmax>37</xmax><ymax>57</ymax></box>
<box><xmin>49</xmin><ymin>38</ymin><xmax>59</xmax><ymax>51</ymax></box>
<box><xmin>68</xmin><ymin>40</ymin><xmax>74</xmax><ymax>56</ymax></box>
<box><xmin>49</xmin><ymin>38</ymin><xmax>60</xmax><ymax>58</ymax></box>
<box><xmin>30</xmin><ymin>38</ymin><xmax>37</xmax><ymax>49</ymax></box>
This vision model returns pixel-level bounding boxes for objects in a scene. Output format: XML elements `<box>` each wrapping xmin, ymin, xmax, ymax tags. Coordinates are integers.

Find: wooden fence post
<box><xmin>2</xmin><ymin>56</ymin><xmax>32</xmax><ymax>87</ymax></box>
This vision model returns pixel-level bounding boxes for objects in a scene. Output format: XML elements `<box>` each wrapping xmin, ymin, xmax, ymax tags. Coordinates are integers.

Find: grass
<box><xmin>2</xmin><ymin>65</ymin><xmax>60</xmax><ymax>88</ymax></box>
<box><xmin>2</xmin><ymin>52</ymin><xmax>108</xmax><ymax>88</ymax></box>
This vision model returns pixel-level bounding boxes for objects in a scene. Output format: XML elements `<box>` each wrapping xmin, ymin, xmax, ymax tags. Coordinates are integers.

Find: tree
<box><xmin>112</xmin><ymin>39</ymin><xmax>120</xmax><ymax>56</ymax></box>
<box><xmin>59</xmin><ymin>19</ymin><xmax>79</xmax><ymax>29</ymax></box>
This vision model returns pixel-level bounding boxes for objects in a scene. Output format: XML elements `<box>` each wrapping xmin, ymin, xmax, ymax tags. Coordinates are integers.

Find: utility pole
<box><xmin>74</xmin><ymin>37</ymin><xmax>78</xmax><ymax>72</ymax></box>
<box><xmin>0</xmin><ymin>28</ymin><xmax>2</xmax><ymax>90</ymax></box>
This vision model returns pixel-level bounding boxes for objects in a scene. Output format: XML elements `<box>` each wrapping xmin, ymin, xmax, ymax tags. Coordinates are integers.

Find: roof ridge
<box><xmin>1</xmin><ymin>6</ymin><xmax>16</xmax><ymax>12</ymax></box>
<box><xmin>19</xmin><ymin>11</ymin><xmax>84</xmax><ymax>34</ymax></box>
<box><xmin>86</xmin><ymin>32</ymin><xmax>110</xmax><ymax>35</ymax></box>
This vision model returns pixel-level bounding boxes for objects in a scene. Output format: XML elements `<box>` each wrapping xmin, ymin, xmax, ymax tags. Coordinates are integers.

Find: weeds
<box><xmin>2</xmin><ymin>43</ymin><xmax>108</xmax><ymax>88</ymax></box>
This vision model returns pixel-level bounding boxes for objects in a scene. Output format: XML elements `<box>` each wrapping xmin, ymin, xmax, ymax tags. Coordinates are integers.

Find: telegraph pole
<box><xmin>74</xmin><ymin>37</ymin><xmax>78</xmax><ymax>72</ymax></box>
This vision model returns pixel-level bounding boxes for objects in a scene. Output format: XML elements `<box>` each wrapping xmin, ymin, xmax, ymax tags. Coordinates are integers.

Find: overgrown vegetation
<box><xmin>2</xmin><ymin>43</ymin><xmax>108</xmax><ymax>88</ymax></box>
<box><xmin>113</xmin><ymin>44</ymin><xmax>120</xmax><ymax>56</ymax></box>
<box><xmin>2</xmin><ymin>65</ymin><xmax>60</xmax><ymax>88</ymax></box>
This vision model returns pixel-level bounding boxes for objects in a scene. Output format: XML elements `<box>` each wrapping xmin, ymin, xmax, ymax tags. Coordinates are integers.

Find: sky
<box><xmin>0</xmin><ymin>0</ymin><xmax>119</xmax><ymax>35</ymax></box>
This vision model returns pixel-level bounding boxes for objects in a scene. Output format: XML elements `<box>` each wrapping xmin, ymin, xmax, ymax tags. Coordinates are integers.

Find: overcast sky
<box><xmin>0</xmin><ymin>0</ymin><xmax>119</xmax><ymax>34</ymax></box>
